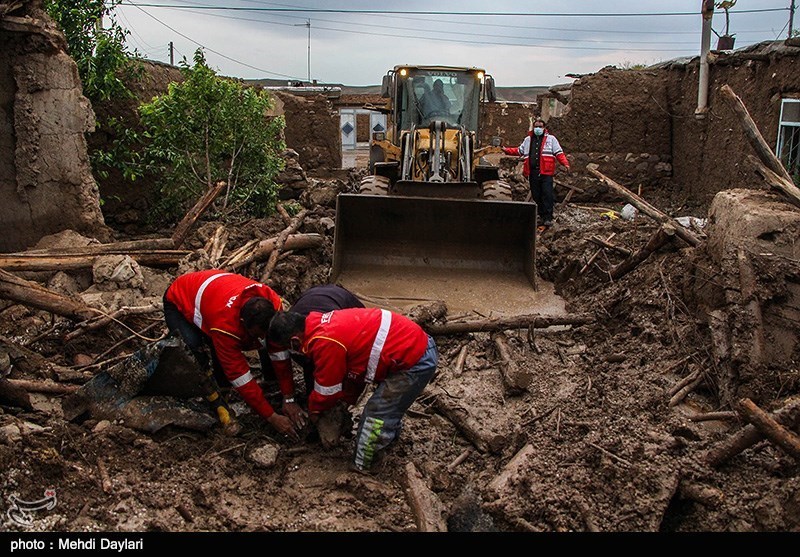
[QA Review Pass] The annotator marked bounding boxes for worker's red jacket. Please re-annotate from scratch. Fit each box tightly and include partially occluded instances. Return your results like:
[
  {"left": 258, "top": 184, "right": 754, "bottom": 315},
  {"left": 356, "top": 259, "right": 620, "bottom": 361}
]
[
  {"left": 300, "top": 308, "right": 429, "bottom": 413},
  {"left": 502, "top": 130, "right": 569, "bottom": 177},
  {"left": 165, "top": 270, "right": 291, "bottom": 419}
]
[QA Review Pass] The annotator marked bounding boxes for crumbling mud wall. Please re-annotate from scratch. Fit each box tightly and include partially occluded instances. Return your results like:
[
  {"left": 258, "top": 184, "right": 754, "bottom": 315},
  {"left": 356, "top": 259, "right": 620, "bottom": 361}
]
[
  {"left": 549, "top": 41, "right": 800, "bottom": 208},
  {"left": 685, "top": 189, "right": 800, "bottom": 405},
  {"left": 274, "top": 91, "right": 341, "bottom": 175},
  {"left": 479, "top": 101, "right": 536, "bottom": 147},
  {"left": 0, "top": 1, "right": 107, "bottom": 252}
]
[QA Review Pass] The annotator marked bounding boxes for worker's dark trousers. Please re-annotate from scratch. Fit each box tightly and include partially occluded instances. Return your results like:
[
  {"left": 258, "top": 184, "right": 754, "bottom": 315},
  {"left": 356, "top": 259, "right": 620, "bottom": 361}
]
[
  {"left": 353, "top": 335, "right": 438, "bottom": 470},
  {"left": 530, "top": 173, "right": 555, "bottom": 224}
]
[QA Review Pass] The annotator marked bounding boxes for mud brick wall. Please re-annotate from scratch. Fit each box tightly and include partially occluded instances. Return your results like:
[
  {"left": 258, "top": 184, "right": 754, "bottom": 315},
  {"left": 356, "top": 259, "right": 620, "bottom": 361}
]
[
  {"left": 274, "top": 91, "right": 341, "bottom": 174},
  {"left": 0, "top": 1, "right": 107, "bottom": 251},
  {"left": 479, "top": 101, "right": 536, "bottom": 148}
]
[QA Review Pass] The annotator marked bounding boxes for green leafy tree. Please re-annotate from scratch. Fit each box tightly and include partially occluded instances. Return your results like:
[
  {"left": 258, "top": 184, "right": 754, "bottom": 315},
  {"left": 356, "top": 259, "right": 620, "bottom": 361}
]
[
  {"left": 44, "top": 0, "right": 138, "bottom": 102},
  {"left": 138, "top": 50, "right": 285, "bottom": 220}
]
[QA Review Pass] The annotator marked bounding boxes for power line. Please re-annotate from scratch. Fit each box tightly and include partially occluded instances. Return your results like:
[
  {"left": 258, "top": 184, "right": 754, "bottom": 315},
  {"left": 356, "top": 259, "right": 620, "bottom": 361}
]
[
  {"left": 123, "top": 1, "right": 306, "bottom": 80},
  {"left": 118, "top": 4, "right": 792, "bottom": 17}
]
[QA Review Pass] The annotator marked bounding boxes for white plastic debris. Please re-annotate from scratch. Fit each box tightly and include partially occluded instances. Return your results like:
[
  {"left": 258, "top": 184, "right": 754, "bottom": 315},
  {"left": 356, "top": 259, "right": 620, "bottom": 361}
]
[{"left": 620, "top": 203, "right": 639, "bottom": 221}]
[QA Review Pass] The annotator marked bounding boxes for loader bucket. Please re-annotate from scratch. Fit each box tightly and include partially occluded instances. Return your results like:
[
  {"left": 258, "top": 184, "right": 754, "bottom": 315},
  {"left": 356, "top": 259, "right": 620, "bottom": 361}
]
[{"left": 332, "top": 194, "right": 541, "bottom": 315}]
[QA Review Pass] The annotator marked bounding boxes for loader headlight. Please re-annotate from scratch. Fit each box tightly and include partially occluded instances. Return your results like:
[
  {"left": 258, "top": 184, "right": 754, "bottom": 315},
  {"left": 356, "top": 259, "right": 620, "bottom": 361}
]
[
  {"left": 399, "top": 68, "right": 408, "bottom": 77},
  {"left": 476, "top": 72, "right": 484, "bottom": 81}
]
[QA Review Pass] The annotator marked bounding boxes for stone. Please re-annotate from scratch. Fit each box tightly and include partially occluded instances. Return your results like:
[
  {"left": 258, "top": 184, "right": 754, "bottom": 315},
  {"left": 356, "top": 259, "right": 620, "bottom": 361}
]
[
  {"left": 319, "top": 217, "right": 335, "bottom": 231},
  {"left": 92, "top": 255, "right": 145, "bottom": 291},
  {"left": 73, "top": 354, "right": 94, "bottom": 367},
  {"left": 654, "top": 162, "right": 672, "bottom": 173},
  {"left": 47, "top": 271, "right": 81, "bottom": 296},
  {"left": 0, "top": 423, "right": 22, "bottom": 444},
  {"left": 248, "top": 443, "right": 280, "bottom": 468},
  {"left": 19, "top": 421, "right": 46, "bottom": 435},
  {"left": 93, "top": 420, "right": 112, "bottom": 433}
]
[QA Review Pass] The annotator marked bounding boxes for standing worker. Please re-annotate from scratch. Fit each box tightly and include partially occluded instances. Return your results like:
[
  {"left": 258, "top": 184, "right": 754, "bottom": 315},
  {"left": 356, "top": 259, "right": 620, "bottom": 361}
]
[
  {"left": 503, "top": 116, "right": 570, "bottom": 231},
  {"left": 163, "top": 269, "right": 302, "bottom": 438},
  {"left": 269, "top": 307, "right": 438, "bottom": 471}
]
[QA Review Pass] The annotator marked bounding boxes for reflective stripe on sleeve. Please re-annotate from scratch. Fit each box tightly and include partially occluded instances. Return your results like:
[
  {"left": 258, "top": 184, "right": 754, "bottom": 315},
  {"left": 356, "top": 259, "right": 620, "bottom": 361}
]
[
  {"left": 365, "top": 309, "right": 392, "bottom": 382},
  {"left": 230, "top": 371, "right": 254, "bottom": 388},
  {"left": 314, "top": 382, "right": 343, "bottom": 396},
  {"left": 193, "top": 272, "right": 232, "bottom": 328},
  {"left": 269, "top": 350, "right": 290, "bottom": 361}
]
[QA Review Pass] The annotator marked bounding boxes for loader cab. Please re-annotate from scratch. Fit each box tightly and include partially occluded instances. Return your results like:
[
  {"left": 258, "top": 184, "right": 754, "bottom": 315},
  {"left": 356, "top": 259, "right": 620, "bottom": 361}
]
[{"left": 391, "top": 67, "right": 489, "bottom": 133}]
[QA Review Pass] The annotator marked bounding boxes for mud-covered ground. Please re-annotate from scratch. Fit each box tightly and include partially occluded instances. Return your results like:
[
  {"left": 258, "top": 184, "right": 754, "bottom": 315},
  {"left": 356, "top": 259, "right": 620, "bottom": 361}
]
[{"left": 0, "top": 172, "right": 798, "bottom": 532}]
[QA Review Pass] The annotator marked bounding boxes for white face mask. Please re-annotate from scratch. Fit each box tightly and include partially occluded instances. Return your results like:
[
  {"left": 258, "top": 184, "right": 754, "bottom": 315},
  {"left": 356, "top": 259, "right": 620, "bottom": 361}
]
[{"left": 533, "top": 127, "right": 544, "bottom": 136}]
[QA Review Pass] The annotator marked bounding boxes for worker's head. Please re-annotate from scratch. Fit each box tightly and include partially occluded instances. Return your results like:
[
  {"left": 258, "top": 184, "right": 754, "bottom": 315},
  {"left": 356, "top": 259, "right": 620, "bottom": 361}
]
[
  {"left": 533, "top": 117, "right": 546, "bottom": 136},
  {"left": 268, "top": 311, "right": 307, "bottom": 351},
  {"left": 240, "top": 297, "right": 277, "bottom": 338},
  {"left": 433, "top": 79, "right": 444, "bottom": 92}
]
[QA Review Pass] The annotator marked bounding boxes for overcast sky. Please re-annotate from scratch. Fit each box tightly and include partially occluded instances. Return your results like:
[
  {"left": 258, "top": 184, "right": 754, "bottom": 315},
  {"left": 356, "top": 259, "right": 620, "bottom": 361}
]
[{"left": 114, "top": 0, "right": 795, "bottom": 86}]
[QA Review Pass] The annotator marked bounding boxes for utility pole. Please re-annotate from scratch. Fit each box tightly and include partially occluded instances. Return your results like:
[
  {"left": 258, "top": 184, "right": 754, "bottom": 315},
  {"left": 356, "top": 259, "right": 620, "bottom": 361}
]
[
  {"left": 696, "top": 0, "right": 714, "bottom": 117},
  {"left": 169, "top": 41, "right": 174, "bottom": 66},
  {"left": 790, "top": 0, "right": 797, "bottom": 39},
  {"left": 294, "top": 19, "right": 311, "bottom": 83}
]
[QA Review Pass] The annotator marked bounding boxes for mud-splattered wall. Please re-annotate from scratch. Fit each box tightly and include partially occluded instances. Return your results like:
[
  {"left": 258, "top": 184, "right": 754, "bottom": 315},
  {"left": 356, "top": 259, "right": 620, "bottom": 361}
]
[
  {"left": 550, "top": 41, "right": 800, "bottom": 208},
  {"left": 274, "top": 91, "right": 341, "bottom": 174},
  {"left": 0, "top": 1, "right": 107, "bottom": 251},
  {"left": 479, "top": 101, "right": 537, "bottom": 147}
]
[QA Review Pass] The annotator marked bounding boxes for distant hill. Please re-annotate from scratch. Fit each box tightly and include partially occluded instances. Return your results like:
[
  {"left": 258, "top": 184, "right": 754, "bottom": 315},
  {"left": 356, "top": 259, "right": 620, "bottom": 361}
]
[{"left": 245, "top": 78, "right": 549, "bottom": 103}]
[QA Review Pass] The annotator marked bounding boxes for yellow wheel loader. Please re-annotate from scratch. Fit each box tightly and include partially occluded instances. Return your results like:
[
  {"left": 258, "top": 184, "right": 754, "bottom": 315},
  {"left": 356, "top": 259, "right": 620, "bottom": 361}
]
[{"left": 331, "top": 65, "right": 540, "bottom": 314}]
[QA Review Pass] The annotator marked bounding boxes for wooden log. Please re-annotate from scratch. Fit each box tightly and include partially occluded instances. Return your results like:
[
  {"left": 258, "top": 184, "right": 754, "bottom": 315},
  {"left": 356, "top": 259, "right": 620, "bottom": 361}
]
[
  {"left": 453, "top": 345, "right": 468, "bottom": 376},
  {"left": 432, "top": 394, "right": 506, "bottom": 454},
  {"left": 172, "top": 180, "right": 227, "bottom": 247},
  {"left": 261, "top": 209, "right": 309, "bottom": 282},
  {"left": 581, "top": 233, "right": 615, "bottom": 275},
  {"left": 203, "top": 225, "right": 229, "bottom": 265},
  {"left": 21, "top": 238, "right": 176, "bottom": 255},
  {"left": 688, "top": 411, "right": 738, "bottom": 422},
  {"left": 588, "top": 235, "right": 632, "bottom": 257},
  {"left": 0, "top": 269, "right": 97, "bottom": 321},
  {"left": 403, "top": 462, "right": 447, "bottom": 532},
  {"left": 701, "top": 397, "right": 800, "bottom": 467},
  {"left": 587, "top": 165, "right": 701, "bottom": 247},
  {"left": 276, "top": 203, "right": 293, "bottom": 226},
  {"left": 446, "top": 447, "right": 473, "bottom": 471},
  {"left": 748, "top": 154, "right": 800, "bottom": 209},
  {"left": 424, "top": 313, "right": 593, "bottom": 336},
  {"left": 492, "top": 332, "right": 533, "bottom": 394},
  {"left": 407, "top": 300, "right": 448, "bottom": 326},
  {"left": 6, "top": 379, "right": 79, "bottom": 395},
  {"left": 736, "top": 398, "right": 800, "bottom": 461},
  {"left": 0, "top": 378, "right": 32, "bottom": 410},
  {"left": 668, "top": 371, "right": 704, "bottom": 408},
  {"left": 0, "top": 335, "right": 75, "bottom": 378},
  {"left": 63, "top": 303, "right": 163, "bottom": 342},
  {"left": 609, "top": 225, "right": 676, "bottom": 281},
  {"left": 0, "top": 251, "right": 188, "bottom": 272},
  {"left": 97, "top": 457, "right": 112, "bottom": 494},
  {"left": 720, "top": 85, "right": 794, "bottom": 183},
  {"left": 678, "top": 481, "right": 724, "bottom": 508},
  {"left": 238, "top": 233, "right": 324, "bottom": 267},
  {"left": 221, "top": 239, "right": 260, "bottom": 269},
  {"left": 488, "top": 444, "right": 535, "bottom": 493}
]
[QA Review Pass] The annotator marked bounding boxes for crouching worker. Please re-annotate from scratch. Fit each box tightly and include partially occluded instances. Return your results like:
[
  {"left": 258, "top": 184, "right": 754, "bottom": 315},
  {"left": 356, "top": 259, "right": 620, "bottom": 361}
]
[
  {"left": 269, "top": 308, "right": 438, "bottom": 470},
  {"left": 163, "top": 269, "right": 300, "bottom": 439}
]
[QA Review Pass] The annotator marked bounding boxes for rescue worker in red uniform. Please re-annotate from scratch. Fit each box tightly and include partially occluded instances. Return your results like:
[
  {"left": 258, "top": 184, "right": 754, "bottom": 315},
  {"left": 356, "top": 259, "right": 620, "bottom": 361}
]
[
  {"left": 503, "top": 116, "right": 570, "bottom": 231},
  {"left": 269, "top": 307, "right": 439, "bottom": 471},
  {"left": 162, "top": 269, "right": 303, "bottom": 438}
]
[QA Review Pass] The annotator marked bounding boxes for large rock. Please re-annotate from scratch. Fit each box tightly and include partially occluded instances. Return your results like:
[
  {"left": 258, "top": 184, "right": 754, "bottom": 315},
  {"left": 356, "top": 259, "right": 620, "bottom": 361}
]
[{"left": 92, "top": 255, "right": 145, "bottom": 291}]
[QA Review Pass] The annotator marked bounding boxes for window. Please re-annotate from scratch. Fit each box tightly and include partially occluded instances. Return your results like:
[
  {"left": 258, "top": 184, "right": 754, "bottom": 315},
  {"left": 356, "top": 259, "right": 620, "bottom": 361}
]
[{"left": 777, "top": 98, "right": 800, "bottom": 181}]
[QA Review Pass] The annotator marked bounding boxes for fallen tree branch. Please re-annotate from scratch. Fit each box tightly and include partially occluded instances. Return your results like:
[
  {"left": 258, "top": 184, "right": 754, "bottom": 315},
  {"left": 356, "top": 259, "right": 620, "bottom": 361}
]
[
  {"left": 0, "top": 251, "right": 188, "bottom": 272},
  {"left": 588, "top": 235, "right": 632, "bottom": 257},
  {"left": 21, "top": 238, "right": 176, "bottom": 255},
  {"left": 581, "top": 233, "right": 615, "bottom": 275},
  {"left": 6, "top": 379, "right": 78, "bottom": 395},
  {"left": 0, "top": 335, "right": 75, "bottom": 379},
  {"left": 492, "top": 332, "right": 532, "bottom": 394},
  {"left": 587, "top": 165, "right": 701, "bottom": 247},
  {"left": 431, "top": 393, "right": 505, "bottom": 454},
  {"left": 609, "top": 225, "right": 677, "bottom": 281},
  {"left": 452, "top": 344, "right": 468, "bottom": 377},
  {"left": 172, "top": 180, "right": 227, "bottom": 248},
  {"left": 403, "top": 462, "right": 447, "bottom": 532},
  {"left": 261, "top": 209, "right": 309, "bottom": 282},
  {"left": 688, "top": 411, "right": 738, "bottom": 423},
  {"left": 424, "top": 313, "right": 593, "bottom": 336},
  {"left": 446, "top": 447, "right": 473, "bottom": 472},
  {"left": 64, "top": 304, "right": 162, "bottom": 342},
  {"left": 237, "top": 233, "right": 324, "bottom": 268},
  {"left": 0, "top": 269, "right": 97, "bottom": 321},
  {"left": 736, "top": 398, "right": 800, "bottom": 461},
  {"left": 748, "top": 154, "right": 800, "bottom": 209},
  {"left": 701, "top": 397, "right": 800, "bottom": 467}
]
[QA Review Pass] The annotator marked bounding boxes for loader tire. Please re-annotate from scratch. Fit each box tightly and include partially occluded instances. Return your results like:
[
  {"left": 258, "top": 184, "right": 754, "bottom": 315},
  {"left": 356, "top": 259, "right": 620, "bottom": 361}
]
[
  {"left": 482, "top": 180, "right": 512, "bottom": 201},
  {"left": 359, "top": 175, "right": 390, "bottom": 196}
]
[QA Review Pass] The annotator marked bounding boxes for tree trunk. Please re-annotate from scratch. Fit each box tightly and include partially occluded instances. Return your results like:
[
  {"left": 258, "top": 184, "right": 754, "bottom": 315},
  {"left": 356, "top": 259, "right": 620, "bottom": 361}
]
[
  {"left": 0, "top": 251, "right": 188, "bottom": 272},
  {"left": 403, "top": 462, "right": 448, "bottom": 532},
  {"left": 431, "top": 394, "right": 506, "bottom": 454},
  {"left": 736, "top": 398, "right": 800, "bottom": 461},
  {"left": 748, "top": 154, "right": 800, "bottom": 209},
  {"left": 609, "top": 225, "right": 676, "bottom": 281},
  {"left": 172, "top": 180, "right": 228, "bottom": 247},
  {"left": 424, "top": 314, "right": 593, "bottom": 336},
  {"left": 0, "top": 269, "right": 97, "bottom": 320}
]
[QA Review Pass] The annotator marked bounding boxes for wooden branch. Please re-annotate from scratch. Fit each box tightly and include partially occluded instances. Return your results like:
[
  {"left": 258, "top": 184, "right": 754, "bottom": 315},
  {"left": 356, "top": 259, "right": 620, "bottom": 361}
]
[
  {"left": 0, "top": 251, "right": 188, "bottom": 272},
  {"left": 587, "top": 165, "right": 701, "bottom": 247},
  {"left": 431, "top": 394, "right": 506, "bottom": 454},
  {"left": 701, "top": 397, "right": 800, "bottom": 467},
  {"left": 424, "top": 313, "right": 593, "bottom": 336},
  {"left": 0, "top": 378, "right": 32, "bottom": 410},
  {"left": 407, "top": 301, "right": 448, "bottom": 326},
  {"left": 276, "top": 203, "right": 293, "bottom": 226},
  {"left": 748, "top": 154, "right": 800, "bottom": 209},
  {"left": 688, "top": 411, "right": 737, "bottom": 422},
  {"left": 403, "top": 462, "right": 447, "bottom": 532},
  {"left": 678, "top": 481, "right": 724, "bottom": 508},
  {"left": 453, "top": 345, "right": 468, "bottom": 376},
  {"left": 6, "top": 379, "right": 79, "bottom": 395},
  {"left": 221, "top": 239, "right": 260, "bottom": 269},
  {"left": 261, "top": 209, "right": 309, "bottom": 281},
  {"left": 581, "top": 232, "right": 615, "bottom": 275},
  {"left": 720, "top": 84, "right": 794, "bottom": 183},
  {"left": 203, "top": 225, "right": 229, "bottom": 265},
  {"left": 609, "top": 226, "right": 676, "bottom": 281},
  {"left": 588, "top": 235, "right": 632, "bottom": 257},
  {"left": 492, "top": 332, "right": 532, "bottom": 394},
  {"left": 668, "top": 370, "right": 704, "bottom": 407},
  {"left": 63, "top": 304, "right": 162, "bottom": 342},
  {"left": 237, "top": 233, "right": 324, "bottom": 267},
  {"left": 96, "top": 458, "right": 112, "bottom": 494},
  {"left": 488, "top": 444, "right": 535, "bottom": 493},
  {"left": 172, "top": 180, "right": 227, "bottom": 247},
  {"left": 21, "top": 238, "right": 176, "bottom": 255},
  {"left": 0, "top": 268, "right": 97, "bottom": 321},
  {"left": 587, "top": 441, "right": 632, "bottom": 467},
  {"left": 736, "top": 398, "right": 800, "bottom": 461},
  {"left": 0, "top": 335, "right": 75, "bottom": 378},
  {"left": 446, "top": 447, "right": 473, "bottom": 471}
]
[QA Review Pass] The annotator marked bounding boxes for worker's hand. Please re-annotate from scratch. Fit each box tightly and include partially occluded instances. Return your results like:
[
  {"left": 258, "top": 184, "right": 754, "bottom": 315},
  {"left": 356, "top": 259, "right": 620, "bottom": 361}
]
[
  {"left": 267, "top": 412, "right": 299, "bottom": 441},
  {"left": 283, "top": 401, "right": 308, "bottom": 429},
  {"left": 528, "top": 116, "right": 534, "bottom": 130}
]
